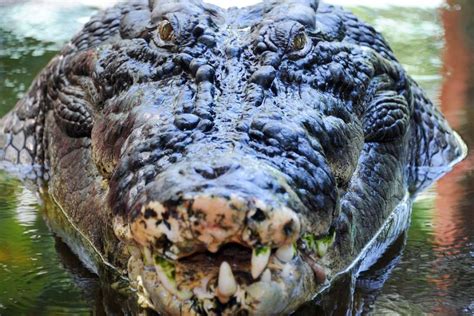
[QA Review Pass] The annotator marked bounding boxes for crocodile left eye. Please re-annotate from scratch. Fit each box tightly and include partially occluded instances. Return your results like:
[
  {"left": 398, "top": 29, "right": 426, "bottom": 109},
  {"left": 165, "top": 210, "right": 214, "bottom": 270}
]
[
  {"left": 292, "top": 33, "right": 307, "bottom": 51},
  {"left": 158, "top": 20, "right": 174, "bottom": 41}
]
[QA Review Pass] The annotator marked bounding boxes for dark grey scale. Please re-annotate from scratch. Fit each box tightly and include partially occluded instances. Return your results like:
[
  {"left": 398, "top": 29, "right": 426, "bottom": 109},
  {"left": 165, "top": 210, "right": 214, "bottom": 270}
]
[
  {"left": 44, "top": 54, "right": 96, "bottom": 138},
  {"left": 250, "top": 65, "right": 277, "bottom": 89},
  {"left": 244, "top": 83, "right": 265, "bottom": 108},
  {"left": 244, "top": 106, "right": 338, "bottom": 215},
  {"left": 408, "top": 80, "right": 464, "bottom": 192},
  {"left": 173, "top": 53, "right": 194, "bottom": 73},
  {"left": 188, "top": 58, "right": 207, "bottom": 76},
  {"left": 244, "top": 55, "right": 279, "bottom": 108},
  {"left": 108, "top": 113, "right": 198, "bottom": 216},
  {"left": 298, "top": 108, "right": 363, "bottom": 187},
  {"left": 335, "top": 6, "right": 397, "bottom": 62},
  {"left": 120, "top": 9, "right": 152, "bottom": 39},
  {"left": 53, "top": 90, "right": 93, "bottom": 138},
  {"left": 225, "top": 44, "right": 243, "bottom": 59},
  {"left": 363, "top": 91, "right": 410, "bottom": 142},
  {"left": 174, "top": 113, "right": 201, "bottom": 131},
  {"left": 95, "top": 42, "right": 168, "bottom": 97},
  {"left": 306, "top": 47, "right": 357, "bottom": 101},
  {"left": 33, "top": 107, "right": 46, "bottom": 167},
  {"left": 192, "top": 75, "right": 216, "bottom": 131},
  {"left": 198, "top": 34, "right": 217, "bottom": 48},
  {"left": 68, "top": 3, "right": 136, "bottom": 53},
  {"left": 315, "top": 6, "right": 345, "bottom": 41},
  {"left": 123, "top": 41, "right": 165, "bottom": 66}
]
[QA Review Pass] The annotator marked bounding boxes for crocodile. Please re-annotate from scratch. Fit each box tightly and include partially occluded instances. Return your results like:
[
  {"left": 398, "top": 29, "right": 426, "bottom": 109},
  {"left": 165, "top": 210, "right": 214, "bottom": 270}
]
[{"left": 0, "top": 0, "right": 467, "bottom": 314}]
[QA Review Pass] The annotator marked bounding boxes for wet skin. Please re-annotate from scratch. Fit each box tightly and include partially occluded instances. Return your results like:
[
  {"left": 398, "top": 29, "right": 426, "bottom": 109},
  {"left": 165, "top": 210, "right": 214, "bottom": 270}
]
[{"left": 0, "top": 0, "right": 466, "bottom": 315}]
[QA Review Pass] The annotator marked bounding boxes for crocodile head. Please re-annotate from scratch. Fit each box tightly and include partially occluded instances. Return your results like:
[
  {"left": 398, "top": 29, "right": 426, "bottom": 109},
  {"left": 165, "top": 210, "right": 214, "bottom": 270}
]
[{"left": 46, "top": 0, "right": 465, "bottom": 314}]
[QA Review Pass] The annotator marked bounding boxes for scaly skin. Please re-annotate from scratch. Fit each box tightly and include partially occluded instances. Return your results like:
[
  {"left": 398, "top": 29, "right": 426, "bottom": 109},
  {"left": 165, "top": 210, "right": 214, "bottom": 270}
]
[{"left": 0, "top": 0, "right": 466, "bottom": 315}]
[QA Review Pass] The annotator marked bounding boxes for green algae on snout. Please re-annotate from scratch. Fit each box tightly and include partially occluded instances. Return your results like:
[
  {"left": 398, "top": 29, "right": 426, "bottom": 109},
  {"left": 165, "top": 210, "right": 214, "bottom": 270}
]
[
  {"left": 255, "top": 245, "right": 270, "bottom": 256},
  {"left": 303, "top": 230, "right": 336, "bottom": 258},
  {"left": 154, "top": 255, "right": 176, "bottom": 280}
]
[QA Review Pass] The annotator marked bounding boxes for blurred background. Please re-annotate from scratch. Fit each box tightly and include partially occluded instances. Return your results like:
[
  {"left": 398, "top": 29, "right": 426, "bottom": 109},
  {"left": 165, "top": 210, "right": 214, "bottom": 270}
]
[{"left": 0, "top": 0, "right": 473, "bottom": 314}]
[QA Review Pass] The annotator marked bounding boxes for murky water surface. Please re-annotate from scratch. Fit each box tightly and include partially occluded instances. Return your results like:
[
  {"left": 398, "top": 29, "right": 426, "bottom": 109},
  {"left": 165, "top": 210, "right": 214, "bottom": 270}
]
[{"left": 0, "top": 1, "right": 473, "bottom": 315}]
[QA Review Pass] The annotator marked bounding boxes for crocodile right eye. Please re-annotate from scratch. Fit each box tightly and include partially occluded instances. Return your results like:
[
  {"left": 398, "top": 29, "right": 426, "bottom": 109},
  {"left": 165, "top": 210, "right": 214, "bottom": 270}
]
[
  {"left": 158, "top": 20, "right": 174, "bottom": 41},
  {"left": 292, "top": 33, "right": 307, "bottom": 51}
]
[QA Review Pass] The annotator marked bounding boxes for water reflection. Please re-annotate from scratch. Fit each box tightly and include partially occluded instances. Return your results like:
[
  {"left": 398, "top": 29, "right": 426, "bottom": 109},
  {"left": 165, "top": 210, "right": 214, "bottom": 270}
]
[
  {"left": 373, "top": 1, "right": 474, "bottom": 314},
  {"left": 297, "top": 233, "right": 409, "bottom": 315},
  {"left": 0, "top": 1, "right": 473, "bottom": 315},
  {"left": 0, "top": 172, "right": 92, "bottom": 314}
]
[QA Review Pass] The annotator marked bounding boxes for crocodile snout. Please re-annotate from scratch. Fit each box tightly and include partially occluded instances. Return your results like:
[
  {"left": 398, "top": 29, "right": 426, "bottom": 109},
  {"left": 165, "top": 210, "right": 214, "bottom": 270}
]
[
  {"left": 129, "top": 157, "right": 302, "bottom": 259},
  {"left": 110, "top": 157, "right": 320, "bottom": 314}
]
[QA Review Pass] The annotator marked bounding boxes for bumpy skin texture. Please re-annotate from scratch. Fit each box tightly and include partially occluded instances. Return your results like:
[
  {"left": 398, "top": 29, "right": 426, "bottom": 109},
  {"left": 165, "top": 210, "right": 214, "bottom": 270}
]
[{"left": 0, "top": 0, "right": 466, "bottom": 315}]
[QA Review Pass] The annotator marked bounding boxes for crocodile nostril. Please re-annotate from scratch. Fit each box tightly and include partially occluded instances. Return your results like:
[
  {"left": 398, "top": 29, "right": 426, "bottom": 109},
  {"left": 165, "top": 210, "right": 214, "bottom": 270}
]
[
  {"left": 144, "top": 208, "right": 158, "bottom": 219},
  {"left": 154, "top": 234, "right": 172, "bottom": 250},
  {"left": 283, "top": 220, "right": 296, "bottom": 237},
  {"left": 250, "top": 208, "right": 266, "bottom": 222}
]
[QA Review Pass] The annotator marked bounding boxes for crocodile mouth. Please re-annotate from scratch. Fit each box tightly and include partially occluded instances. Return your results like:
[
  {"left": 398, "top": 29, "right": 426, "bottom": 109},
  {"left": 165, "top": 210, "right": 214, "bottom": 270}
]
[
  {"left": 113, "top": 195, "right": 333, "bottom": 314},
  {"left": 125, "top": 239, "right": 323, "bottom": 315}
]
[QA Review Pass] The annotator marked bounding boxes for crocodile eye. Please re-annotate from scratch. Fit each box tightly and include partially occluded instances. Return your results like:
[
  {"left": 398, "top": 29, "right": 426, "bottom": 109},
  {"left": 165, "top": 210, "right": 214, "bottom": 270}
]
[
  {"left": 292, "top": 33, "right": 307, "bottom": 51},
  {"left": 158, "top": 20, "right": 174, "bottom": 41}
]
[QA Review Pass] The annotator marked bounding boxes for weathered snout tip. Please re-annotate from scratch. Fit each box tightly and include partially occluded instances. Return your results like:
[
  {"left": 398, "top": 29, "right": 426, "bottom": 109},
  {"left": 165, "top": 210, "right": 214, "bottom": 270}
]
[
  {"left": 110, "top": 157, "right": 323, "bottom": 315},
  {"left": 129, "top": 193, "right": 301, "bottom": 259},
  {"left": 111, "top": 189, "right": 319, "bottom": 315},
  {"left": 123, "top": 156, "right": 305, "bottom": 258}
]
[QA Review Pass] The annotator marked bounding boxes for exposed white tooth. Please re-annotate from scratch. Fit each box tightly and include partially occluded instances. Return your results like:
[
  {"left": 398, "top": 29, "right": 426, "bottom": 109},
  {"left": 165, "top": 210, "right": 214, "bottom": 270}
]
[
  {"left": 315, "top": 231, "right": 336, "bottom": 258},
  {"left": 251, "top": 246, "right": 271, "bottom": 279},
  {"left": 261, "top": 269, "right": 271, "bottom": 282},
  {"left": 154, "top": 256, "right": 192, "bottom": 300},
  {"left": 276, "top": 243, "right": 295, "bottom": 263},
  {"left": 217, "top": 261, "right": 238, "bottom": 297},
  {"left": 143, "top": 247, "right": 153, "bottom": 265},
  {"left": 317, "top": 242, "right": 330, "bottom": 257}
]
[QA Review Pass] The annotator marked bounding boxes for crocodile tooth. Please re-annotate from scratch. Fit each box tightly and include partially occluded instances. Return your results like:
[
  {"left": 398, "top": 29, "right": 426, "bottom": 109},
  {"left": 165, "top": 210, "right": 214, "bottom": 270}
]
[
  {"left": 217, "top": 261, "right": 237, "bottom": 302},
  {"left": 251, "top": 246, "right": 271, "bottom": 279},
  {"left": 276, "top": 243, "right": 295, "bottom": 263},
  {"left": 154, "top": 256, "right": 177, "bottom": 293},
  {"left": 261, "top": 269, "right": 272, "bottom": 282},
  {"left": 155, "top": 263, "right": 177, "bottom": 294},
  {"left": 143, "top": 247, "right": 153, "bottom": 265}
]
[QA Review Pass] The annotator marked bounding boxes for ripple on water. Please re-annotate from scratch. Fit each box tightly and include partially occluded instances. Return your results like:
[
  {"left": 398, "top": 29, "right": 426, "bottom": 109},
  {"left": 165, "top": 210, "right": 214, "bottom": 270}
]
[{"left": 0, "top": 172, "right": 95, "bottom": 314}]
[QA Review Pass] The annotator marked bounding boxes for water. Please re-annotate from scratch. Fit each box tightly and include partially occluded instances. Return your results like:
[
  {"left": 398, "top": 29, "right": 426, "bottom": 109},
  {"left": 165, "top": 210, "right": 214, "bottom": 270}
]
[{"left": 0, "top": 1, "right": 473, "bottom": 315}]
